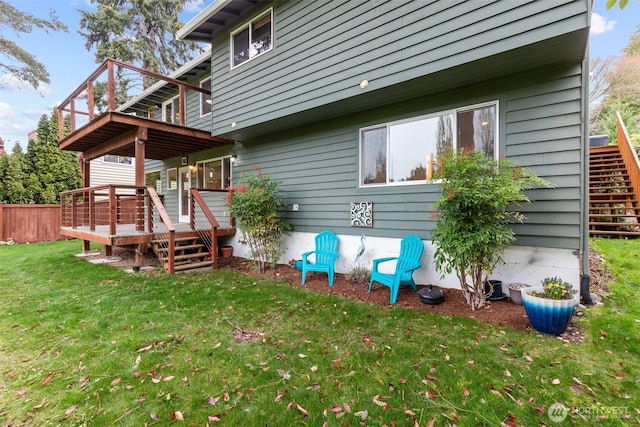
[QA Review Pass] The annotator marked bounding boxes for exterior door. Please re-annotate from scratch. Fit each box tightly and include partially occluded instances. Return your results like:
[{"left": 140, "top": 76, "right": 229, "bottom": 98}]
[{"left": 178, "top": 166, "right": 190, "bottom": 223}]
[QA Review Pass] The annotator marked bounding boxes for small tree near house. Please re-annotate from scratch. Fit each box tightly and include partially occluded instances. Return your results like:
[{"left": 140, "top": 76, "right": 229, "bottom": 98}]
[
  {"left": 226, "top": 170, "right": 292, "bottom": 273},
  {"left": 431, "top": 150, "right": 554, "bottom": 311}
]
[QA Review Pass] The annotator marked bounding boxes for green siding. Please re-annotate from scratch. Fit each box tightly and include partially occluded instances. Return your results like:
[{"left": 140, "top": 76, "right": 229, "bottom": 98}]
[
  {"left": 209, "top": 0, "right": 588, "bottom": 137},
  {"left": 231, "top": 63, "right": 585, "bottom": 249}
]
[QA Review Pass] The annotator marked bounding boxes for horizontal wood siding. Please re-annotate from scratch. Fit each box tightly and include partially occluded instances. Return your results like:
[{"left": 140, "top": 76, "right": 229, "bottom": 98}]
[
  {"left": 210, "top": 0, "right": 588, "bottom": 135},
  {"left": 90, "top": 159, "right": 135, "bottom": 187},
  {"left": 232, "top": 63, "right": 584, "bottom": 250}
]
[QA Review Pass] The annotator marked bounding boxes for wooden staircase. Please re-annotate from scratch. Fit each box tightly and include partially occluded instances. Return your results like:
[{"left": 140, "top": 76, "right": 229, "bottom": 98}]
[
  {"left": 589, "top": 145, "right": 640, "bottom": 237},
  {"left": 151, "top": 230, "right": 216, "bottom": 273}
]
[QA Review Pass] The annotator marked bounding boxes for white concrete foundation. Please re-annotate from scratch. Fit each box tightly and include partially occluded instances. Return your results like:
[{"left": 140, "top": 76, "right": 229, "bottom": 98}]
[{"left": 228, "top": 231, "right": 581, "bottom": 290}]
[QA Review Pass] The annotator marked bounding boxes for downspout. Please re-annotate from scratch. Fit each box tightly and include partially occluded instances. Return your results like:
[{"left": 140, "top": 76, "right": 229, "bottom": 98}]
[{"left": 580, "top": 5, "right": 594, "bottom": 305}]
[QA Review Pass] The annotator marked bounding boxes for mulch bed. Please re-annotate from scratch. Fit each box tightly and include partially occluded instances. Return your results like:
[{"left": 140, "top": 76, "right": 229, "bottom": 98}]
[{"left": 103, "top": 246, "right": 612, "bottom": 344}]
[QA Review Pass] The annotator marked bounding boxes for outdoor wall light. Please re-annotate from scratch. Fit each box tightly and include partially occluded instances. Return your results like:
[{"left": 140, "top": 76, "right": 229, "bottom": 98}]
[
  {"left": 359, "top": 79, "right": 369, "bottom": 89},
  {"left": 231, "top": 121, "right": 237, "bottom": 128},
  {"left": 230, "top": 155, "right": 238, "bottom": 164}
]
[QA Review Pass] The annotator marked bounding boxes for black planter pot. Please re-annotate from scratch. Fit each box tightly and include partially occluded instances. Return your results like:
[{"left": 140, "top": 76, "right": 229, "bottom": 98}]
[{"left": 484, "top": 280, "right": 505, "bottom": 300}]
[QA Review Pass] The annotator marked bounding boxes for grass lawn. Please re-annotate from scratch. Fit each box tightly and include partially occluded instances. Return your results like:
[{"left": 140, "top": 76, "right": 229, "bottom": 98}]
[{"left": 0, "top": 239, "right": 638, "bottom": 426}]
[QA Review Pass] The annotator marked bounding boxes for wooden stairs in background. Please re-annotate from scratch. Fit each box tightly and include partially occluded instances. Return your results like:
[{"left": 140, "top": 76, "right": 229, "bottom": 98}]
[
  {"left": 151, "top": 231, "right": 215, "bottom": 273},
  {"left": 589, "top": 145, "right": 640, "bottom": 238}
]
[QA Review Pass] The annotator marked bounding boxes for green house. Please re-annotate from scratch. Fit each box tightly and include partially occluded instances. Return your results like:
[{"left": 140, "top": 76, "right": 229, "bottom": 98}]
[{"left": 60, "top": 0, "right": 592, "bottom": 296}]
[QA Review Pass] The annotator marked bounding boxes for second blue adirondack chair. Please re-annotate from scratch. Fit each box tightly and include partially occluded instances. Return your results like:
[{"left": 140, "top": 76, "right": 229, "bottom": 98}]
[
  {"left": 301, "top": 231, "right": 340, "bottom": 286},
  {"left": 368, "top": 234, "right": 424, "bottom": 303}
]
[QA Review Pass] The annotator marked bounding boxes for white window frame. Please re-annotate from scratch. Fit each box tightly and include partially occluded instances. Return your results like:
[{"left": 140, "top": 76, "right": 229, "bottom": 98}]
[
  {"left": 196, "top": 156, "right": 233, "bottom": 190},
  {"left": 163, "top": 96, "right": 180, "bottom": 124},
  {"left": 230, "top": 8, "right": 273, "bottom": 69},
  {"left": 200, "top": 77, "right": 212, "bottom": 117},
  {"left": 102, "top": 155, "right": 133, "bottom": 165},
  {"left": 358, "top": 101, "right": 498, "bottom": 188},
  {"left": 167, "top": 168, "right": 178, "bottom": 191}
]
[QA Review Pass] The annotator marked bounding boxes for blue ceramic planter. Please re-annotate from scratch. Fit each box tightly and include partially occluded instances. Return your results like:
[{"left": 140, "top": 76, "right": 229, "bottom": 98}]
[{"left": 521, "top": 287, "right": 578, "bottom": 336}]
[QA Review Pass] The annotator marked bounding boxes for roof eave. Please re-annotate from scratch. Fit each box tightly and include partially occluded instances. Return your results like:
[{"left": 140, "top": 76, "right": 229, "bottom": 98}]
[{"left": 177, "top": 0, "right": 234, "bottom": 42}]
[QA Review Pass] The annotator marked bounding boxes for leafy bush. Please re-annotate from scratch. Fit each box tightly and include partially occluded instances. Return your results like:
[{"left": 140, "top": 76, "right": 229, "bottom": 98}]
[
  {"left": 431, "top": 150, "right": 553, "bottom": 310},
  {"left": 227, "top": 171, "right": 292, "bottom": 272}
]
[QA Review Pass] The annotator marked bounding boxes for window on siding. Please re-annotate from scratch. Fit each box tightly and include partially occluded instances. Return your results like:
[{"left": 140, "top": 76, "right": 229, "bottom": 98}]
[
  {"left": 231, "top": 9, "right": 273, "bottom": 68},
  {"left": 359, "top": 102, "right": 497, "bottom": 187},
  {"left": 196, "top": 157, "right": 232, "bottom": 189},
  {"left": 103, "top": 155, "right": 133, "bottom": 165},
  {"left": 200, "top": 78, "right": 212, "bottom": 116},
  {"left": 167, "top": 168, "right": 178, "bottom": 190}
]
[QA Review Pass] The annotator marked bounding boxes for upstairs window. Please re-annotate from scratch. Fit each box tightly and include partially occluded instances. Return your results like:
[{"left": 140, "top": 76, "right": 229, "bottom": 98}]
[
  {"left": 231, "top": 9, "right": 273, "bottom": 68},
  {"left": 359, "top": 102, "right": 497, "bottom": 187},
  {"left": 163, "top": 97, "right": 181, "bottom": 124},
  {"left": 200, "top": 78, "right": 212, "bottom": 116}
]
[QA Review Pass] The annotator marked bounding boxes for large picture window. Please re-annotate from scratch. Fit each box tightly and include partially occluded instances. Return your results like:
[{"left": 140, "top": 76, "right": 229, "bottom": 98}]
[
  {"left": 196, "top": 157, "right": 232, "bottom": 189},
  {"left": 359, "top": 102, "right": 497, "bottom": 187},
  {"left": 231, "top": 9, "right": 273, "bottom": 68}
]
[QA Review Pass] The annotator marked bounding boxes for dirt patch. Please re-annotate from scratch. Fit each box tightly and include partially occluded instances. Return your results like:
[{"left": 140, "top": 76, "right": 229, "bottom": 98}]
[{"left": 97, "top": 246, "right": 611, "bottom": 344}]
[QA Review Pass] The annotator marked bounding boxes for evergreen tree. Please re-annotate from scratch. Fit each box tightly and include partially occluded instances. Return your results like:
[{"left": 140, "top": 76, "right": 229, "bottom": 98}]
[
  {"left": 23, "top": 109, "right": 82, "bottom": 203},
  {"left": 0, "top": 1, "right": 68, "bottom": 89},
  {"left": 0, "top": 151, "right": 9, "bottom": 201},
  {"left": 4, "top": 144, "right": 28, "bottom": 203},
  {"left": 79, "top": 0, "right": 200, "bottom": 89}
]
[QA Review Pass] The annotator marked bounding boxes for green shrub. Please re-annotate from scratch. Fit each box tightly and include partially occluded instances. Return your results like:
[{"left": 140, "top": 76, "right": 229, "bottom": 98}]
[
  {"left": 431, "top": 150, "right": 553, "bottom": 310},
  {"left": 227, "top": 171, "right": 292, "bottom": 272}
]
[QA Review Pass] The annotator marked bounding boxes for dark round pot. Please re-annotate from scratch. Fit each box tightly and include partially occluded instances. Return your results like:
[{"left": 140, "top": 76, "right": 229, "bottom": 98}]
[{"left": 418, "top": 285, "right": 445, "bottom": 305}]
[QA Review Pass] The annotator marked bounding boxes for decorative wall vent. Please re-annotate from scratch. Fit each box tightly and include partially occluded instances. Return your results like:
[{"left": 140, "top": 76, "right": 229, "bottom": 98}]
[{"left": 350, "top": 202, "right": 373, "bottom": 227}]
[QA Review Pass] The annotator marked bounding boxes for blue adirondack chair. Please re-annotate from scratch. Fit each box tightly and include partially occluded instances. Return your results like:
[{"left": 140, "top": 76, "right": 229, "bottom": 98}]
[
  {"left": 301, "top": 231, "right": 340, "bottom": 286},
  {"left": 368, "top": 234, "right": 424, "bottom": 303}
]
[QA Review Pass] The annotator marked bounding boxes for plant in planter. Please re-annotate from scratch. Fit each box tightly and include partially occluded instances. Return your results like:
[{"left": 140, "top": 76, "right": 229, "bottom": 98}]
[
  {"left": 522, "top": 276, "right": 578, "bottom": 335},
  {"left": 227, "top": 169, "right": 293, "bottom": 273},
  {"left": 431, "top": 149, "right": 553, "bottom": 311}
]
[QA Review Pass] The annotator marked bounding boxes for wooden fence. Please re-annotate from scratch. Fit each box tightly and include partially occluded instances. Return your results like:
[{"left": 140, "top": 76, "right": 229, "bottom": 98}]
[{"left": 0, "top": 204, "right": 69, "bottom": 243}]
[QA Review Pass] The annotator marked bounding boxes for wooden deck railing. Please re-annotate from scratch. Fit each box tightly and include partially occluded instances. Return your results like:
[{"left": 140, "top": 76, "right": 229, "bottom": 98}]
[
  {"left": 60, "top": 184, "right": 233, "bottom": 274},
  {"left": 616, "top": 112, "right": 640, "bottom": 208},
  {"left": 57, "top": 58, "right": 211, "bottom": 140},
  {"left": 60, "top": 184, "right": 146, "bottom": 234}
]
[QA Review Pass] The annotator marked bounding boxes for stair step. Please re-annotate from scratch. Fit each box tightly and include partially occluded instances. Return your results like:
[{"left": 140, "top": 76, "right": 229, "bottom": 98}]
[
  {"left": 589, "top": 221, "right": 639, "bottom": 226},
  {"left": 589, "top": 213, "right": 640, "bottom": 218},
  {"left": 160, "top": 252, "right": 209, "bottom": 262},
  {"left": 590, "top": 230, "right": 640, "bottom": 236},
  {"left": 589, "top": 163, "right": 625, "bottom": 169},
  {"left": 173, "top": 260, "right": 214, "bottom": 271},
  {"left": 589, "top": 204, "right": 634, "bottom": 212},
  {"left": 155, "top": 243, "right": 206, "bottom": 252},
  {"left": 589, "top": 192, "right": 635, "bottom": 198},
  {"left": 151, "top": 237, "right": 199, "bottom": 245}
]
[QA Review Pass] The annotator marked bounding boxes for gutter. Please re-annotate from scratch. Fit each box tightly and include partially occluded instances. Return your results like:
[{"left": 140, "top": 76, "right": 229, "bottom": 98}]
[{"left": 580, "top": 4, "right": 593, "bottom": 305}]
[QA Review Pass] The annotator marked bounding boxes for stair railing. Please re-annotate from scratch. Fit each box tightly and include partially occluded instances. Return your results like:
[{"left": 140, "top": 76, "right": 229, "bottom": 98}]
[
  {"left": 616, "top": 112, "right": 640, "bottom": 215},
  {"left": 190, "top": 189, "right": 224, "bottom": 269},
  {"left": 147, "top": 186, "right": 176, "bottom": 274}
]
